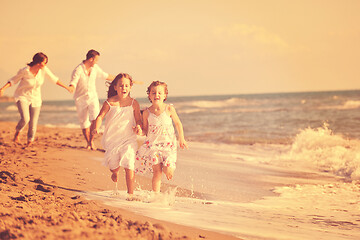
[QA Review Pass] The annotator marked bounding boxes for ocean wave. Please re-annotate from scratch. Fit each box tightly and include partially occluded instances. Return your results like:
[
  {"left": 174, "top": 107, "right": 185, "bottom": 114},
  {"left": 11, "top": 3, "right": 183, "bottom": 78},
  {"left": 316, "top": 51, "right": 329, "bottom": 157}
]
[
  {"left": 342, "top": 100, "right": 360, "bottom": 109},
  {"left": 44, "top": 123, "right": 79, "bottom": 129},
  {"left": 41, "top": 105, "right": 77, "bottom": 112},
  {"left": 5, "top": 104, "right": 77, "bottom": 112},
  {"left": 188, "top": 132, "right": 291, "bottom": 145},
  {"left": 318, "top": 100, "right": 360, "bottom": 110},
  {"left": 178, "top": 97, "right": 254, "bottom": 109},
  {"left": 284, "top": 123, "right": 360, "bottom": 181},
  {"left": 177, "top": 108, "right": 205, "bottom": 114}
]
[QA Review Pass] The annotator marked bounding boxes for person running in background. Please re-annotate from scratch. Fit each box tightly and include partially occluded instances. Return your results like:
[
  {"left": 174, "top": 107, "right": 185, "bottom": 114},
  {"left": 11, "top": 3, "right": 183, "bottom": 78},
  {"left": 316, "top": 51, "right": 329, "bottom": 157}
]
[
  {"left": 69, "top": 49, "right": 114, "bottom": 150},
  {"left": 135, "top": 81, "right": 188, "bottom": 193},
  {"left": 92, "top": 73, "right": 142, "bottom": 199},
  {"left": 0, "top": 52, "right": 71, "bottom": 146}
]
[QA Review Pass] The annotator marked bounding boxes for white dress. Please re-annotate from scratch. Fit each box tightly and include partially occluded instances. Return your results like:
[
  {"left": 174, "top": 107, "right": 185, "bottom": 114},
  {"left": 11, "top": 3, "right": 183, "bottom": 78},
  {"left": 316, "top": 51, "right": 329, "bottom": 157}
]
[
  {"left": 101, "top": 100, "right": 137, "bottom": 170},
  {"left": 135, "top": 107, "right": 177, "bottom": 174}
]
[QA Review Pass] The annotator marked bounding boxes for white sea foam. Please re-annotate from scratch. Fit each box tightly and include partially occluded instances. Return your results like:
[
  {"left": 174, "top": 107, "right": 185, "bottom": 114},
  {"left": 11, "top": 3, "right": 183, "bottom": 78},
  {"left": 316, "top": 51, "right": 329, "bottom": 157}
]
[
  {"left": 239, "top": 182, "right": 360, "bottom": 239},
  {"left": 85, "top": 188, "right": 243, "bottom": 238},
  {"left": 318, "top": 100, "right": 360, "bottom": 110},
  {"left": 85, "top": 136, "right": 360, "bottom": 239},
  {"left": 41, "top": 105, "right": 77, "bottom": 112},
  {"left": 44, "top": 123, "right": 80, "bottom": 129},
  {"left": 5, "top": 103, "right": 76, "bottom": 112},
  {"left": 342, "top": 100, "right": 360, "bottom": 109},
  {"left": 178, "top": 97, "right": 252, "bottom": 109},
  {"left": 282, "top": 124, "right": 360, "bottom": 181}
]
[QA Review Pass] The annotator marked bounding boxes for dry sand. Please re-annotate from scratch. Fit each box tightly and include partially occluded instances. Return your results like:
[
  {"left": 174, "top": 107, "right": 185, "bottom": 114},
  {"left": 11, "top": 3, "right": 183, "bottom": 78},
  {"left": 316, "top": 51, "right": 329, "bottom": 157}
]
[{"left": 0, "top": 122, "right": 239, "bottom": 240}]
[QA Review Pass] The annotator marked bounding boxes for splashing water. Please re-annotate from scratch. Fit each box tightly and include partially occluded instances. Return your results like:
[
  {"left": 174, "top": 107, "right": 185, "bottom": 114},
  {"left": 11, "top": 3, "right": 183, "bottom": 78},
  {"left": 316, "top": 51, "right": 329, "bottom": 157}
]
[{"left": 282, "top": 123, "right": 360, "bottom": 181}]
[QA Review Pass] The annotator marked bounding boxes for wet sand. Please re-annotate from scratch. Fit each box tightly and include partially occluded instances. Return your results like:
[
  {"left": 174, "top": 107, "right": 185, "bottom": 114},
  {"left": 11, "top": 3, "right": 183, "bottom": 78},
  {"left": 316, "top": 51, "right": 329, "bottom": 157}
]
[{"left": 0, "top": 121, "right": 239, "bottom": 240}]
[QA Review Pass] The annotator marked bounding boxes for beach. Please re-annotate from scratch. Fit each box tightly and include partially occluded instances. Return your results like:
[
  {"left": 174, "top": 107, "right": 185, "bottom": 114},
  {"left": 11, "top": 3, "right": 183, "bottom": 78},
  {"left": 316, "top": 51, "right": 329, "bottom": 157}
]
[
  {"left": 1, "top": 91, "right": 360, "bottom": 239},
  {"left": 0, "top": 122, "right": 238, "bottom": 240}
]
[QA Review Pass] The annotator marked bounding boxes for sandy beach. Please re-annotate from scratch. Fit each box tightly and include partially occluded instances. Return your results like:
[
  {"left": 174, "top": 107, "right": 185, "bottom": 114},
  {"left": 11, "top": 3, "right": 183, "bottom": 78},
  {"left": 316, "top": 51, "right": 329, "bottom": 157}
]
[
  {"left": 2, "top": 117, "right": 360, "bottom": 239},
  {"left": 0, "top": 122, "right": 238, "bottom": 240}
]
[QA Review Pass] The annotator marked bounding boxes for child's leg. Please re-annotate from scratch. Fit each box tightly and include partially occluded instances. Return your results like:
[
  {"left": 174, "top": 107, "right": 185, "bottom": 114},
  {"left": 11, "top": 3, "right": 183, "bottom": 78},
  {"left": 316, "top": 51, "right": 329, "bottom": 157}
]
[
  {"left": 110, "top": 167, "right": 120, "bottom": 182},
  {"left": 125, "top": 168, "right": 135, "bottom": 194},
  {"left": 163, "top": 166, "right": 174, "bottom": 180},
  {"left": 152, "top": 164, "right": 162, "bottom": 192}
]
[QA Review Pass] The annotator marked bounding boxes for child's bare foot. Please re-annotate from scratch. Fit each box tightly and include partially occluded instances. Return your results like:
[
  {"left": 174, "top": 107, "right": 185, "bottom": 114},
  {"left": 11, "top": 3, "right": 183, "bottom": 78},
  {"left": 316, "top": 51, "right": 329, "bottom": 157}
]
[
  {"left": 90, "top": 141, "right": 97, "bottom": 151},
  {"left": 165, "top": 172, "right": 173, "bottom": 180},
  {"left": 111, "top": 172, "right": 118, "bottom": 182}
]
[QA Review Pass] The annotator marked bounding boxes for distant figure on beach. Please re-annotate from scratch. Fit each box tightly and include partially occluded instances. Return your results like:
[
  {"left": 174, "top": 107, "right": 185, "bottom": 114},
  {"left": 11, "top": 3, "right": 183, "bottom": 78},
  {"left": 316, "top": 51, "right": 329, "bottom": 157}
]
[
  {"left": 92, "top": 73, "right": 142, "bottom": 198},
  {"left": 135, "top": 81, "right": 188, "bottom": 193},
  {"left": 68, "top": 49, "right": 114, "bottom": 150},
  {"left": 0, "top": 52, "right": 71, "bottom": 146}
]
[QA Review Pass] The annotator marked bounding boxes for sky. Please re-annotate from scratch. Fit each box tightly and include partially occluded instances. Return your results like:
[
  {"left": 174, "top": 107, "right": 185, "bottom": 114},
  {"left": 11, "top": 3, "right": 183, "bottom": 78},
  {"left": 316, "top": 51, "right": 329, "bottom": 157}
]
[{"left": 0, "top": 0, "right": 360, "bottom": 100}]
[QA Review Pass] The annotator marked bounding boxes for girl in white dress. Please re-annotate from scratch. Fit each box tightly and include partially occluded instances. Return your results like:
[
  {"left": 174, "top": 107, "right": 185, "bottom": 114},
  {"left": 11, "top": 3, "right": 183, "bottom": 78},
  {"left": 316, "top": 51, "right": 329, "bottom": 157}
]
[
  {"left": 92, "top": 73, "right": 142, "bottom": 196},
  {"left": 135, "top": 81, "right": 188, "bottom": 193}
]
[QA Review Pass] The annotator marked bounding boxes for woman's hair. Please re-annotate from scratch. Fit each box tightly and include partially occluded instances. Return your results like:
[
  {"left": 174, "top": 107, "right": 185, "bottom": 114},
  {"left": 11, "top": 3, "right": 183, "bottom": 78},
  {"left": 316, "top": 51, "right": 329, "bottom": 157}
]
[
  {"left": 27, "top": 52, "right": 48, "bottom": 67},
  {"left": 86, "top": 49, "right": 100, "bottom": 60},
  {"left": 107, "top": 73, "right": 133, "bottom": 98},
  {"left": 146, "top": 81, "right": 168, "bottom": 102}
]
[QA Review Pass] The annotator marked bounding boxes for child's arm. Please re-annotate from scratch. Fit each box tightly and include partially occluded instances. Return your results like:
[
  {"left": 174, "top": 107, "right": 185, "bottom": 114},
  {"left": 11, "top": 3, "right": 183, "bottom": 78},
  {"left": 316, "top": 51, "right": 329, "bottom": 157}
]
[
  {"left": 92, "top": 101, "right": 110, "bottom": 135},
  {"left": 142, "top": 109, "right": 149, "bottom": 136},
  {"left": 132, "top": 100, "right": 143, "bottom": 135},
  {"left": 168, "top": 105, "right": 188, "bottom": 149}
]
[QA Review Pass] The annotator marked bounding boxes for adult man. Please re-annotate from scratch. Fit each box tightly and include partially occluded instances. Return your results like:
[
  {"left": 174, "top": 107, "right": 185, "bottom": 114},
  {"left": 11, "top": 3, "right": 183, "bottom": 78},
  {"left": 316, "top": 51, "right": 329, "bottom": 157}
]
[{"left": 69, "top": 49, "right": 114, "bottom": 150}]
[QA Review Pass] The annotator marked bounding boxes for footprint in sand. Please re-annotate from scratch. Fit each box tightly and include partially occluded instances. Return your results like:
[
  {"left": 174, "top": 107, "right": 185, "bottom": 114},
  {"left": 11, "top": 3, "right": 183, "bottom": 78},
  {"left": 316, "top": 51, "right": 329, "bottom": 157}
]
[{"left": 35, "top": 184, "right": 51, "bottom": 192}]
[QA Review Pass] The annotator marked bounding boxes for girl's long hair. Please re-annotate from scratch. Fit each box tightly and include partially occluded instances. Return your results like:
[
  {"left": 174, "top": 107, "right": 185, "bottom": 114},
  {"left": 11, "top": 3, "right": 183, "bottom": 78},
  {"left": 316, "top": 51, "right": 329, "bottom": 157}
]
[
  {"left": 27, "top": 52, "right": 48, "bottom": 67},
  {"left": 107, "top": 73, "right": 133, "bottom": 98}
]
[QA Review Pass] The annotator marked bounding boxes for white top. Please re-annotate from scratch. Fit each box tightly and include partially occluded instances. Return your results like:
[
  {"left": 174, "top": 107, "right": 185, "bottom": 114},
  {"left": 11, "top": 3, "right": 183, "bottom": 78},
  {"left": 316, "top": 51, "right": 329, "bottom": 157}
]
[
  {"left": 9, "top": 66, "right": 59, "bottom": 107},
  {"left": 69, "top": 63, "right": 109, "bottom": 102}
]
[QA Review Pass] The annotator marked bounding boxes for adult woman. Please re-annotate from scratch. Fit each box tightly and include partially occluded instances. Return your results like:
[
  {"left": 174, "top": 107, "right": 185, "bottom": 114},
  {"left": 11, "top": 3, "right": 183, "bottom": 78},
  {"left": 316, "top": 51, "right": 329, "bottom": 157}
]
[{"left": 0, "top": 52, "right": 71, "bottom": 146}]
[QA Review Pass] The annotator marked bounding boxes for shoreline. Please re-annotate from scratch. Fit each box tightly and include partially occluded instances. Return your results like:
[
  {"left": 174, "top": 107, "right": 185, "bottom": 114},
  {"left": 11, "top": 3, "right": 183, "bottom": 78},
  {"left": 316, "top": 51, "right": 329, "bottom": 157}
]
[{"left": 0, "top": 121, "right": 239, "bottom": 240}]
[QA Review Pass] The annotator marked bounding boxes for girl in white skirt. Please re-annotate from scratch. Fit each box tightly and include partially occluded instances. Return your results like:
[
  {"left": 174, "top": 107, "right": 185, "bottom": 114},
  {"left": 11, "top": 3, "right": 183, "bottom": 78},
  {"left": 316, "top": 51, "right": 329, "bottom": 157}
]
[
  {"left": 135, "top": 81, "right": 188, "bottom": 192},
  {"left": 92, "top": 73, "right": 142, "bottom": 197}
]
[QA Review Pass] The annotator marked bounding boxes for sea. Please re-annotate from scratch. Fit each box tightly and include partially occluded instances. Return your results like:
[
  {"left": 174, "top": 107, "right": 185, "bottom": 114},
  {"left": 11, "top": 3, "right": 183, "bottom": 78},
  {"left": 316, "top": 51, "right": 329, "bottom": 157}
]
[{"left": 1, "top": 90, "right": 360, "bottom": 239}]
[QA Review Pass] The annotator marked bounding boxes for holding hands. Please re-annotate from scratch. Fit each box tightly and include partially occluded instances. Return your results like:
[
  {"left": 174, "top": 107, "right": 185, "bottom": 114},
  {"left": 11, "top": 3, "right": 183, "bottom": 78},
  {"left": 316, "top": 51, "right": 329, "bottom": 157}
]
[
  {"left": 133, "top": 125, "right": 143, "bottom": 135},
  {"left": 68, "top": 85, "right": 75, "bottom": 94}
]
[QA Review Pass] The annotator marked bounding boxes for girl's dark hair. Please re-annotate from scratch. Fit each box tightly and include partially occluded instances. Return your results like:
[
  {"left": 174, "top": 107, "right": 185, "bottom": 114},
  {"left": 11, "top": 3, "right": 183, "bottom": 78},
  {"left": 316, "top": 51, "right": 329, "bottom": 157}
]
[
  {"left": 107, "top": 73, "right": 133, "bottom": 98},
  {"left": 147, "top": 81, "right": 168, "bottom": 102},
  {"left": 27, "top": 52, "right": 48, "bottom": 67},
  {"left": 86, "top": 49, "right": 100, "bottom": 60}
]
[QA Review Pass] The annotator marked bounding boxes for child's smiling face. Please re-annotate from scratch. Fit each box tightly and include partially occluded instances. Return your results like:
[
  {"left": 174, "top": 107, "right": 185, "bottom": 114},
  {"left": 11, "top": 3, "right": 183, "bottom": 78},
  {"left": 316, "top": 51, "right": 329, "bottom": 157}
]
[
  {"left": 149, "top": 85, "right": 166, "bottom": 103},
  {"left": 115, "top": 77, "right": 132, "bottom": 97}
]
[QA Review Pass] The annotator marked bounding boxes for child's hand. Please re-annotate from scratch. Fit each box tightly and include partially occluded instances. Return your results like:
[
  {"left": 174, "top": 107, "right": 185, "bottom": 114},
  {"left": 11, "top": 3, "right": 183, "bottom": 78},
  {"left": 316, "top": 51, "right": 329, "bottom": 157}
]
[
  {"left": 92, "top": 128, "right": 98, "bottom": 135},
  {"left": 133, "top": 125, "right": 143, "bottom": 135},
  {"left": 179, "top": 138, "right": 188, "bottom": 149}
]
